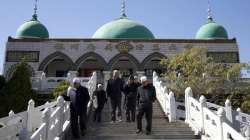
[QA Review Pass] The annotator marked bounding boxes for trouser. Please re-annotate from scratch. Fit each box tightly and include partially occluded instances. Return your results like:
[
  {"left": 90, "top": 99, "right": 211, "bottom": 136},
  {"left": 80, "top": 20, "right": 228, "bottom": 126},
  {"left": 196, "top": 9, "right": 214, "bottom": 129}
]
[
  {"left": 70, "top": 105, "right": 87, "bottom": 138},
  {"left": 126, "top": 99, "right": 136, "bottom": 122},
  {"left": 137, "top": 103, "right": 153, "bottom": 132},
  {"left": 93, "top": 105, "right": 104, "bottom": 122},
  {"left": 110, "top": 97, "right": 122, "bottom": 121}
]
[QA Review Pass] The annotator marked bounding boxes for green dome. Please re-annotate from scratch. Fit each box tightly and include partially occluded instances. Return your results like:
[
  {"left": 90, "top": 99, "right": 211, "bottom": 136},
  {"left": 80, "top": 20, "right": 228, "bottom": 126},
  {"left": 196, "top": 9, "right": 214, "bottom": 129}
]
[
  {"left": 16, "top": 15, "right": 49, "bottom": 39},
  {"left": 196, "top": 20, "right": 228, "bottom": 39},
  {"left": 92, "top": 18, "right": 155, "bottom": 39}
]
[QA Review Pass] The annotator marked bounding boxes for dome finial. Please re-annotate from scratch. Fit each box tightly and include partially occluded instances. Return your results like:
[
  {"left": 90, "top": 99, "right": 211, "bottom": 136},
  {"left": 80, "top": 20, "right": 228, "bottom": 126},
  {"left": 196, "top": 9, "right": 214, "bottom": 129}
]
[
  {"left": 207, "top": 0, "right": 214, "bottom": 22},
  {"left": 120, "top": 0, "right": 127, "bottom": 18},
  {"left": 32, "top": 0, "right": 38, "bottom": 21}
]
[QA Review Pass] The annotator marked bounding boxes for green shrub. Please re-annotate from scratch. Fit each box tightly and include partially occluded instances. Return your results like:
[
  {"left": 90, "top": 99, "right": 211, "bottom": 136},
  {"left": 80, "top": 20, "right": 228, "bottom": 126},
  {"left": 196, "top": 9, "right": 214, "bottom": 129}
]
[{"left": 52, "top": 81, "right": 70, "bottom": 99}]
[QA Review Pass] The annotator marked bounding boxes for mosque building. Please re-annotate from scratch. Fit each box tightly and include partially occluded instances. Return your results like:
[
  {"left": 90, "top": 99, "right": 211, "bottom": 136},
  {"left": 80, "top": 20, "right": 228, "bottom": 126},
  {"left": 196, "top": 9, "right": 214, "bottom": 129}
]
[{"left": 3, "top": 0, "right": 239, "bottom": 83}]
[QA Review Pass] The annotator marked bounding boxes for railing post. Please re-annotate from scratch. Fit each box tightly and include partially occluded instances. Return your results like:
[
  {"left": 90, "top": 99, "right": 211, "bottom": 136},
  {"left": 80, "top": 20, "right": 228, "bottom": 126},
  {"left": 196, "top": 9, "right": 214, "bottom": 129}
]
[
  {"left": 169, "top": 91, "right": 176, "bottom": 122},
  {"left": 27, "top": 99, "right": 35, "bottom": 132},
  {"left": 217, "top": 107, "right": 225, "bottom": 140},
  {"left": 185, "top": 87, "right": 193, "bottom": 124},
  {"left": 225, "top": 99, "right": 233, "bottom": 126},
  {"left": 245, "top": 125, "right": 250, "bottom": 140},
  {"left": 199, "top": 95, "right": 206, "bottom": 135},
  {"left": 41, "top": 72, "right": 46, "bottom": 91},
  {"left": 42, "top": 108, "right": 51, "bottom": 140},
  {"left": 234, "top": 108, "right": 242, "bottom": 132},
  {"left": 57, "top": 96, "right": 64, "bottom": 135},
  {"left": 103, "top": 71, "right": 111, "bottom": 90}
]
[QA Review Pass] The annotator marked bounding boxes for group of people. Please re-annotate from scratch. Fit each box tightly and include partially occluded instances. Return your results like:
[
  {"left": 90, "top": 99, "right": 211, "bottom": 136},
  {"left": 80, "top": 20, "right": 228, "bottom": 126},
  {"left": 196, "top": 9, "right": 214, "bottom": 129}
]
[{"left": 62, "top": 70, "right": 156, "bottom": 139}]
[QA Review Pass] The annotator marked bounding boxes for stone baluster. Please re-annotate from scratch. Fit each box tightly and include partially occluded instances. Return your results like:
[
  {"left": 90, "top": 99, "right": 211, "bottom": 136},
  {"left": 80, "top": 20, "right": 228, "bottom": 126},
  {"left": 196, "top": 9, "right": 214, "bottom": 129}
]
[
  {"left": 217, "top": 107, "right": 226, "bottom": 140},
  {"left": 185, "top": 87, "right": 193, "bottom": 124},
  {"left": 245, "top": 125, "right": 250, "bottom": 140},
  {"left": 169, "top": 91, "right": 176, "bottom": 122},
  {"left": 27, "top": 99, "right": 35, "bottom": 132},
  {"left": 234, "top": 108, "right": 242, "bottom": 132},
  {"left": 103, "top": 71, "right": 111, "bottom": 89},
  {"left": 225, "top": 99, "right": 233, "bottom": 126},
  {"left": 42, "top": 108, "right": 51, "bottom": 140},
  {"left": 41, "top": 72, "right": 46, "bottom": 91},
  {"left": 57, "top": 96, "right": 64, "bottom": 135},
  {"left": 199, "top": 95, "right": 206, "bottom": 135}
]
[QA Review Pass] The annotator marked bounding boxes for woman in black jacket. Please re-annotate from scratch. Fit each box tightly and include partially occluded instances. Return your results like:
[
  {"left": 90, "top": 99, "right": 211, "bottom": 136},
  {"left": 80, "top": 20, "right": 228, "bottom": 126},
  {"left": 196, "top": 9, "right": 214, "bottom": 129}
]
[{"left": 93, "top": 84, "right": 107, "bottom": 123}]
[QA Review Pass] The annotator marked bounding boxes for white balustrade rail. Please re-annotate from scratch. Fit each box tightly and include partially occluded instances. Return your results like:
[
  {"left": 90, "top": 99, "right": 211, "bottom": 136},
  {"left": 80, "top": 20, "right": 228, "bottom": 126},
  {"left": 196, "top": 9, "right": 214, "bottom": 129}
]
[
  {"left": 153, "top": 71, "right": 250, "bottom": 140},
  {"left": 0, "top": 72, "right": 97, "bottom": 140},
  {"left": 153, "top": 72, "right": 177, "bottom": 122},
  {"left": 185, "top": 87, "right": 250, "bottom": 140}
]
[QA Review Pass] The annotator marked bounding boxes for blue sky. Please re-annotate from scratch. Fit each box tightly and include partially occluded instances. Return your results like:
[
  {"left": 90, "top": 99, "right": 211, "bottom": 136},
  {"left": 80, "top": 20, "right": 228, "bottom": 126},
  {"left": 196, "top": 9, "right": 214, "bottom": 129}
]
[{"left": 0, "top": 0, "right": 250, "bottom": 73}]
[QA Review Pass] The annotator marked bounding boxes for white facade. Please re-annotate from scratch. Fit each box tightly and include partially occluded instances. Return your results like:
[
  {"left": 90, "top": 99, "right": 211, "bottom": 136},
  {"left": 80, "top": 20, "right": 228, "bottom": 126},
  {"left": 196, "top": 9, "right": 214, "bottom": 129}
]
[{"left": 4, "top": 38, "right": 239, "bottom": 79}]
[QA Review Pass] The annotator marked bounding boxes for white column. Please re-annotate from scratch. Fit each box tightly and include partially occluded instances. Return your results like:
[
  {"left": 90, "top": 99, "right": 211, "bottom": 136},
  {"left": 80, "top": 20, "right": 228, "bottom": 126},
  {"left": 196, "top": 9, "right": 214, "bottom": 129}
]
[
  {"left": 41, "top": 72, "right": 46, "bottom": 91},
  {"left": 199, "top": 95, "right": 206, "bottom": 135},
  {"left": 217, "top": 108, "right": 225, "bottom": 140},
  {"left": 169, "top": 91, "right": 176, "bottom": 122},
  {"left": 185, "top": 87, "right": 193, "bottom": 124},
  {"left": 103, "top": 71, "right": 111, "bottom": 89},
  {"left": 42, "top": 108, "right": 51, "bottom": 140},
  {"left": 27, "top": 99, "right": 35, "bottom": 132},
  {"left": 225, "top": 99, "right": 233, "bottom": 125}
]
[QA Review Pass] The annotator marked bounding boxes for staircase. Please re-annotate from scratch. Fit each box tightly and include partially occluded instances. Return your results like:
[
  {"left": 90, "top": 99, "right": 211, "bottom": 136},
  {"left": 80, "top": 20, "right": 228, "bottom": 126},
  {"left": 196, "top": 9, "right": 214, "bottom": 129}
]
[{"left": 83, "top": 101, "right": 200, "bottom": 140}]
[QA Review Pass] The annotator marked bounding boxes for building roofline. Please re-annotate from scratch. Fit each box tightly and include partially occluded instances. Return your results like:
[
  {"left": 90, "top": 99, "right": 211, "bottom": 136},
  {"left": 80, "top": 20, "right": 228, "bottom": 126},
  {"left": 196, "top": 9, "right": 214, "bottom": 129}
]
[{"left": 7, "top": 36, "right": 237, "bottom": 44}]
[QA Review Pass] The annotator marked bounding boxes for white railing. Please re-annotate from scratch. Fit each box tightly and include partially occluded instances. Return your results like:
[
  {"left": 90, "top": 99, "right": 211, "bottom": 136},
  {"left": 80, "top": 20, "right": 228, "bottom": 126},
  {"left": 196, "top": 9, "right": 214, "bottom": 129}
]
[
  {"left": 185, "top": 87, "right": 250, "bottom": 140},
  {"left": 0, "top": 72, "right": 97, "bottom": 140},
  {"left": 153, "top": 72, "right": 177, "bottom": 122},
  {"left": 153, "top": 71, "right": 250, "bottom": 140},
  {"left": 31, "top": 73, "right": 92, "bottom": 92}
]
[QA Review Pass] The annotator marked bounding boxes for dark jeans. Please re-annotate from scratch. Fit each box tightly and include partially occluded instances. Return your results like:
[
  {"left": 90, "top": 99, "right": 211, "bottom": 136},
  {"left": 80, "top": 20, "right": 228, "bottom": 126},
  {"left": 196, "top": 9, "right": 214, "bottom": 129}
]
[
  {"left": 110, "top": 97, "right": 122, "bottom": 121},
  {"left": 126, "top": 99, "right": 136, "bottom": 122},
  {"left": 137, "top": 103, "right": 153, "bottom": 132},
  {"left": 93, "top": 105, "right": 104, "bottom": 122},
  {"left": 70, "top": 105, "right": 87, "bottom": 138}
]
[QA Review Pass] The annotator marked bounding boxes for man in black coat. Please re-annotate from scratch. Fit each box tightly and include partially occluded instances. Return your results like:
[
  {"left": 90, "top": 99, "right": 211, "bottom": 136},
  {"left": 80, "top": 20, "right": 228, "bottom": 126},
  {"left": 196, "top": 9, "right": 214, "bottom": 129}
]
[
  {"left": 106, "top": 70, "right": 124, "bottom": 123},
  {"left": 93, "top": 84, "right": 107, "bottom": 123},
  {"left": 136, "top": 76, "right": 156, "bottom": 135},
  {"left": 62, "top": 78, "right": 90, "bottom": 139},
  {"left": 123, "top": 75, "right": 139, "bottom": 122}
]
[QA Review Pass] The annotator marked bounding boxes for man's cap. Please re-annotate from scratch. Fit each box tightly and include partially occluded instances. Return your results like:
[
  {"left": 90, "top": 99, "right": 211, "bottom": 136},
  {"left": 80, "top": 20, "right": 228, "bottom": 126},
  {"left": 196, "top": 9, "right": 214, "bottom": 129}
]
[
  {"left": 73, "top": 77, "right": 81, "bottom": 83},
  {"left": 140, "top": 76, "right": 148, "bottom": 83},
  {"left": 97, "top": 84, "right": 103, "bottom": 88}
]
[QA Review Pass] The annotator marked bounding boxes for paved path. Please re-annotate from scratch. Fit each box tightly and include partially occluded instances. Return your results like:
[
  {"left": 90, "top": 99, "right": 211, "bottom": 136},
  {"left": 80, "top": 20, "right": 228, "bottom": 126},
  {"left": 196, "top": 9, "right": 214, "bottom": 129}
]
[{"left": 79, "top": 99, "right": 200, "bottom": 140}]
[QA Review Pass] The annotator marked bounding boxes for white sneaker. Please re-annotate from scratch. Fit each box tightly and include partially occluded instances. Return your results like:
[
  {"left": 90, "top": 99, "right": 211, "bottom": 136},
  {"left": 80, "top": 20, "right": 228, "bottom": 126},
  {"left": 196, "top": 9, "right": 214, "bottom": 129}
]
[{"left": 110, "top": 121, "right": 115, "bottom": 124}]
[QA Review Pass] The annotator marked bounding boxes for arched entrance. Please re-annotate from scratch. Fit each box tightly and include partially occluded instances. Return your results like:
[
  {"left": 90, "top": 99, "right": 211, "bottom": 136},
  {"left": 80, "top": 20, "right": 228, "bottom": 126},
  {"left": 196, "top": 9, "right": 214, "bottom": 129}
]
[
  {"left": 75, "top": 52, "right": 107, "bottom": 78},
  {"left": 141, "top": 52, "right": 167, "bottom": 77},
  {"left": 38, "top": 52, "right": 75, "bottom": 77},
  {"left": 108, "top": 53, "right": 140, "bottom": 77}
]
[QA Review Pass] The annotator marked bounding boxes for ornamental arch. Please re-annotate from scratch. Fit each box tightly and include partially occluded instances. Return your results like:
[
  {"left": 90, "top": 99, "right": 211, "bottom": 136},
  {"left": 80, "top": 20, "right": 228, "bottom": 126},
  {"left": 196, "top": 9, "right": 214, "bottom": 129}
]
[
  {"left": 107, "top": 53, "right": 140, "bottom": 77},
  {"left": 75, "top": 52, "right": 107, "bottom": 77},
  {"left": 38, "top": 52, "right": 75, "bottom": 77}
]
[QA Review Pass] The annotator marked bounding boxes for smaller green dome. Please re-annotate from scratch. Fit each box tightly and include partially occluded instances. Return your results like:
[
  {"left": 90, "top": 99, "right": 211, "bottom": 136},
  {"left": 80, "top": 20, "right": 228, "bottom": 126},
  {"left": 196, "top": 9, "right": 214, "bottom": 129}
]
[
  {"left": 196, "top": 19, "right": 228, "bottom": 39},
  {"left": 92, "top": 18, "right": 155, "bottom": 39},
  {"left": 16, "top": 15, "right": 49, "bottom": 39}
]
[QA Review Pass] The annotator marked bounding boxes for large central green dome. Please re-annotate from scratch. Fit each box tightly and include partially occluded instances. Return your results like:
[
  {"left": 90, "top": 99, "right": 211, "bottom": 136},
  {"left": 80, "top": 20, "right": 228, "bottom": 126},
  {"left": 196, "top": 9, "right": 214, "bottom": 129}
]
[{"left": 92, "top": 18, "right": 155, "bottom": 39}]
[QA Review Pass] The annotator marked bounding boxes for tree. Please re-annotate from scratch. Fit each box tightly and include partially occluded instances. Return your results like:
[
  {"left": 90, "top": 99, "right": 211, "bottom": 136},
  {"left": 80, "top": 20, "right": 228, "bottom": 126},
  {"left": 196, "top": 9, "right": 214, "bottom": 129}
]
[
  {"left": 0, "top": 59, "right": 36, "bottom": 117},
  {"left": 160, "top": 48, "right": 245, "bottom": 102}
]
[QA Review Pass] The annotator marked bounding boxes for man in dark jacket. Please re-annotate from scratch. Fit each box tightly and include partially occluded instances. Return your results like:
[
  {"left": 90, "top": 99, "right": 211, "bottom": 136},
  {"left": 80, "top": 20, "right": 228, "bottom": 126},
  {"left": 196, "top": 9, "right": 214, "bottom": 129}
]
[
  {"left": 62, "top": 78, "right": 90, "bottom": 139},
  {"left": 123, "top": 75, "right": 139, "bottom": 122},
  {"left": 106, "top": 70, "right": 124, "bottom": 123},
  {"left": 136, "top": 76, "right": 156, "bottom": 135},
  {"left": 93, "top": 84, "right": 107, "bottom": 123}
]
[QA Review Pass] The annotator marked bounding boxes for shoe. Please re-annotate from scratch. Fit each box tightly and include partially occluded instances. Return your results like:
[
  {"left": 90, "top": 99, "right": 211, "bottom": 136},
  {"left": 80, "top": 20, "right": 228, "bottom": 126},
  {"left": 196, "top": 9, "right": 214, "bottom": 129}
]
[
  {"left": 117, "top": 119, "right": 122, "bottom": 122},
  {"left": 110, "top": 121, "right": 115, "bottom": 124},
  {"left": 146, "top": 131, "right": 151, "bottom": 135},
  {"left": 136, "top": 129, "right": 142, "bottom": 134}
]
